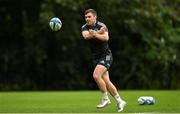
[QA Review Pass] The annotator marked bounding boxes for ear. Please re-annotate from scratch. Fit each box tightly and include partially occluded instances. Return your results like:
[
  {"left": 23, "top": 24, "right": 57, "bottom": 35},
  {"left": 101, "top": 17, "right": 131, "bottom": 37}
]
[{"left": 94, "top": 15, "right": 97, "bottom": 19}]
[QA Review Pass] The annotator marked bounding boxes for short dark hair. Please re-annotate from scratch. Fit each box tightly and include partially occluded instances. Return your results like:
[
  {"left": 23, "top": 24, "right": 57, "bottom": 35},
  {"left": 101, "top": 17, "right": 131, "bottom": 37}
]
[{"left": 84, "top": 9, "right": 97, "bottom": 16}]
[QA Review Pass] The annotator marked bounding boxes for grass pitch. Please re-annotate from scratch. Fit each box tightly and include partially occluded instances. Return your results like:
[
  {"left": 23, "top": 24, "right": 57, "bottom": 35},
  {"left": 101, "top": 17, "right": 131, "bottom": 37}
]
[{"left": 0, "top": 90, "right": 179, "bottom": 113}]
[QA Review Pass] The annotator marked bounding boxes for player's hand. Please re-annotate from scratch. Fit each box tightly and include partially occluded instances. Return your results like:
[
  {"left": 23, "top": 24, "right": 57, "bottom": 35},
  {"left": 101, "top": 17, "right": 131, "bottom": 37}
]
[
  {"left": 98, "top": 27, "right": 105, "bottom": 34},
  {"left": 89, "top": 29, "right": 97, "bottom": 37}
]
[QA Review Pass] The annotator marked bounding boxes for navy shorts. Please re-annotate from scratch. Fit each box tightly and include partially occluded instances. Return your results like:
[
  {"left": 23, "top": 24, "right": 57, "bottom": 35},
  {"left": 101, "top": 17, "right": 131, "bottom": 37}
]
[{"left": 93, "top": 53, "right": 113, "bottom": 70}]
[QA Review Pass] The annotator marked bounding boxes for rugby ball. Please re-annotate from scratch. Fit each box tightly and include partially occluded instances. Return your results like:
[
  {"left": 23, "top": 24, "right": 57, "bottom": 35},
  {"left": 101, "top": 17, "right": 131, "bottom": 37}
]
[
  {"left": 138, "top": 96, "right": 155, "bottom": 105},
  {"left": 49, "top": 17, "right": 62, "bottom": 31}
]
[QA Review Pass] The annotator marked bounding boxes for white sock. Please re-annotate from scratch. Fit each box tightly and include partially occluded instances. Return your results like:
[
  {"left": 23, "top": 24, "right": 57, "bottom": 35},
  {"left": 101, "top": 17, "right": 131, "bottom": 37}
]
[
  {"left": 114, "top": 94, "right": 123, "bottom": 103},
  {"left": 103, "top": 92, "right": 109, "bottom": 100}
]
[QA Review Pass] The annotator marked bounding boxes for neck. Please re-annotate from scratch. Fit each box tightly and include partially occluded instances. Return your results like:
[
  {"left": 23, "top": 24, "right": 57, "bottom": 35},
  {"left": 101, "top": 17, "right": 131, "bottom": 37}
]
[
  {"left": 93, "top": 20, "right": 97, "bottom": 26},
  {"left": 89, "top": 20, "right": 97, "bottom": 27}
]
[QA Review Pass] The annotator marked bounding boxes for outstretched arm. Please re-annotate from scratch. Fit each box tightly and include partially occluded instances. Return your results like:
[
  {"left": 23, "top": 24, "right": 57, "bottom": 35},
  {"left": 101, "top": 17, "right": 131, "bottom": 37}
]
[
  {"left": 82, "top": 26, "right": 109, "bottom": 41},
  {"left": 89, "top": 27, "right": 109, "bottom": 41}
]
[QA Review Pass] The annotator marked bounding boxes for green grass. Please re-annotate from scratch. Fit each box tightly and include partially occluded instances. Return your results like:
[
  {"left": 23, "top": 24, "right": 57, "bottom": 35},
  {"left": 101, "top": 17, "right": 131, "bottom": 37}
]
[{"left": 0, "top": 90, "right": 180, "bottom": 113}]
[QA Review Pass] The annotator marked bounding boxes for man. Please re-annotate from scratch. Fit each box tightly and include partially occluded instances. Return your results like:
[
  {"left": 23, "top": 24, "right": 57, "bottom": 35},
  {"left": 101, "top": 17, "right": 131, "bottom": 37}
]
[{"left": 81, "top": 9, "right": 126, "bottom": 112}]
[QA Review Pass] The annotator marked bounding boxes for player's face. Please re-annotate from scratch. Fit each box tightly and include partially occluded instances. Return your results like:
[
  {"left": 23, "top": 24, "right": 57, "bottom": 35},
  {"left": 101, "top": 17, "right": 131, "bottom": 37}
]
[{"left": 85, "top": 12, "right": 97, "bottom": 26}]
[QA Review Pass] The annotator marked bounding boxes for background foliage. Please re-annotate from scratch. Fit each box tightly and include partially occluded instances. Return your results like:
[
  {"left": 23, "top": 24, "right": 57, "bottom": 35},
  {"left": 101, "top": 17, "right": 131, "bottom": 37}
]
[{"left": 0, "top": 0, "right": 179, "bottom": 90}]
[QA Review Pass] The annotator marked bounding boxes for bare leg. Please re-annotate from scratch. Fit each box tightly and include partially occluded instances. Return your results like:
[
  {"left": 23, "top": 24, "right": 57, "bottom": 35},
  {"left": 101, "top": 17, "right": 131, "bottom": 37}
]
[
  {"left": 93, "top": 65, "right": 108, "bottom": 93},
  {"left": 102, "top": 71, "right": 119, "bottom": 96},
  {"left": 102, "top": 71, "right": 126, "bottom": 112},
  {"left": 93, "top": 65, "right": 111, "bottom": 108}
]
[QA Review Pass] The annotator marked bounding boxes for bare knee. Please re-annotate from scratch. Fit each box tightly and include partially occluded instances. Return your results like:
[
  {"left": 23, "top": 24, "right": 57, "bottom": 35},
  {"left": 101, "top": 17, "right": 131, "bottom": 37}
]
[
  {"left": 93, "top": 72, "right": 101, "bottom": 81},
  {"left": 93, "top": 65, "right": 107, "bottom": 81}
]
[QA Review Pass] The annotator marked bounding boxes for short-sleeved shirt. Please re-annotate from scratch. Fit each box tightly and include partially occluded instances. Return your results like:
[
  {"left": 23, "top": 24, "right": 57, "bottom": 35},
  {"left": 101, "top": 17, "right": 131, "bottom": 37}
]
[
  {"left": 81, "top": 21, "right": 111, "bottom": 60},
  {"left": 81, "top": 21, "right": 113, "bottom": 69}
]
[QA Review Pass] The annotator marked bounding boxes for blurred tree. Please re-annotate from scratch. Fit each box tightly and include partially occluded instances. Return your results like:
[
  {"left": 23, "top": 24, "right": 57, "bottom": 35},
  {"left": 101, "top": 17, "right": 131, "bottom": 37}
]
[{"left": 0, "top": 0, "right": 179, "bottom": 90}]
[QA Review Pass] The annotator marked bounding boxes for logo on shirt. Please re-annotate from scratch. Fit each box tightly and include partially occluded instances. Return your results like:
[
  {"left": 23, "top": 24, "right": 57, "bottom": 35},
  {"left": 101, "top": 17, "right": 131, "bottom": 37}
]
[{"left": 100, "top": 60, "right": 105, "bottom": 64}]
